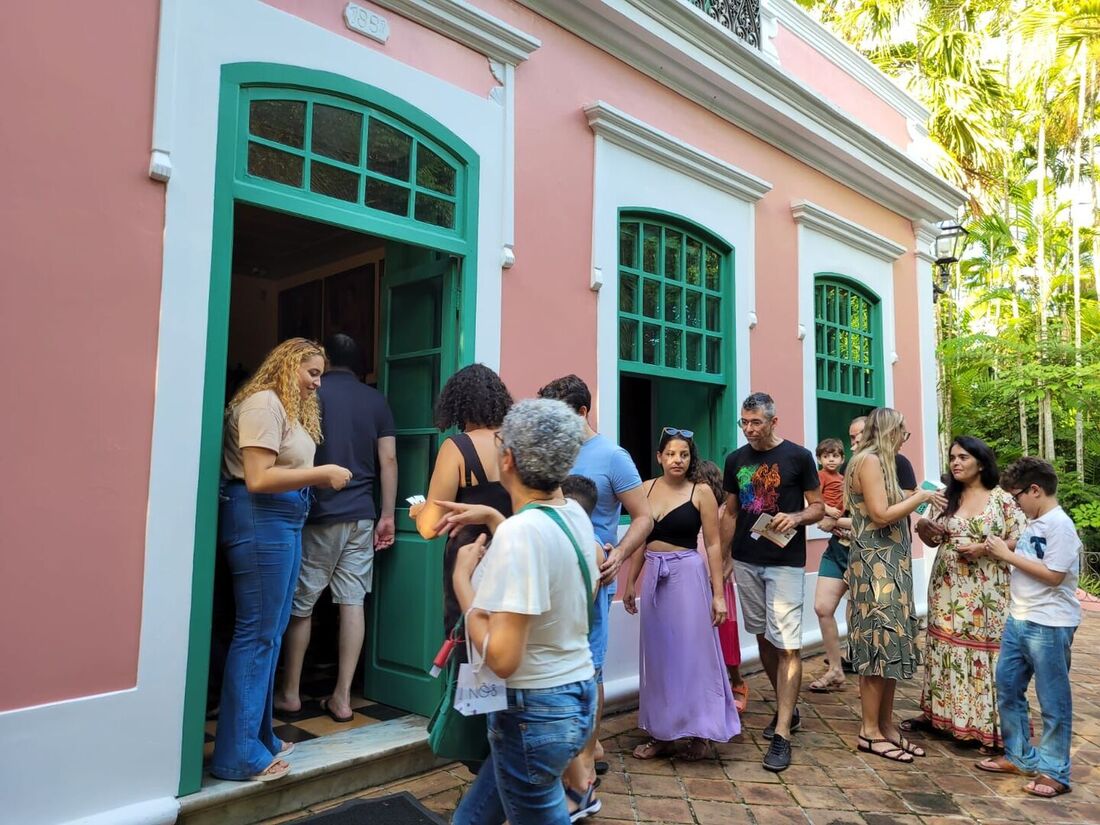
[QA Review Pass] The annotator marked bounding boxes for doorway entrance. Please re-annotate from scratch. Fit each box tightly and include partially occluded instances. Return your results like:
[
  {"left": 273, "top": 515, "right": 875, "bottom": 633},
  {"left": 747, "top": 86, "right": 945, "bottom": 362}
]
[{"left": 181, "top": 64, "right": 480, "bottom": 795}]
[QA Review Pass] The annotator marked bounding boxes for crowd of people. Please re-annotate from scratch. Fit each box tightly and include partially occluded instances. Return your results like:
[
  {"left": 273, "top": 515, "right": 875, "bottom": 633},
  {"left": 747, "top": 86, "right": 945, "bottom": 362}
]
[{"left": 209, "top": 337, "right": 1084, "bottom": 822}]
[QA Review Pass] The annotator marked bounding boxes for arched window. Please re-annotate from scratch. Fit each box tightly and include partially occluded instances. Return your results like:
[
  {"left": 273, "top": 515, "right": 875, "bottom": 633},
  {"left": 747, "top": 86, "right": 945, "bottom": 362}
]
[
  {"left": 239, "top": 89, "right": 464, "bottom": 232},
  {"left": 617, "top": 212, "right": 734, "bottom": 477},
  {"left": 814, "top": 276, "right": 883, "bottom": 445}
]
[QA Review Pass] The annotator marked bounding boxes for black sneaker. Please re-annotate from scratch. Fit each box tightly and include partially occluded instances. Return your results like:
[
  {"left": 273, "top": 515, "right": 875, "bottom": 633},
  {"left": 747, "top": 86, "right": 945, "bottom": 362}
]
[
  {"left": 763, "top": 734, "right": 792, "bottom": 772},
  {"left": 762, "top": 707, "right": 800, "bottom": 740}
]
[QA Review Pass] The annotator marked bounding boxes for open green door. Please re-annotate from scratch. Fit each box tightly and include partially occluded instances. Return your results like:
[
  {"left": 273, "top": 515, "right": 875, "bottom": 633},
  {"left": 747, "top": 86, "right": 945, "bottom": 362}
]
[{"left": 364, "top": 245, "right": 458, "bottom": 715}]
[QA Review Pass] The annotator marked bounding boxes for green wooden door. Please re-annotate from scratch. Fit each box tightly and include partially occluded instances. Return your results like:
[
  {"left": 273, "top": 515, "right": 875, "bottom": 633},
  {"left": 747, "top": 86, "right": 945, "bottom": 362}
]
[{"left": 363, "top": 244, "right": 457, "bottom": 715}]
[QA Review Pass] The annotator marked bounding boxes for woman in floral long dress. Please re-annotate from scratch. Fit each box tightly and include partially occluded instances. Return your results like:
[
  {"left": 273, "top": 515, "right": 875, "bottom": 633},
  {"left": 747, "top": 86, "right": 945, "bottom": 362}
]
[{"left": 904, "top": 436, "right": 1026, "bottom": 751}]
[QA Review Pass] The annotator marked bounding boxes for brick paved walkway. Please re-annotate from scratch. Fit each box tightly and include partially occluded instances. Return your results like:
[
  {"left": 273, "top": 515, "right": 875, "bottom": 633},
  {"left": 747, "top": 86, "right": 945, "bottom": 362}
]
[{"left": 270, "top": 611, "right": 1100, "bottom": 824}]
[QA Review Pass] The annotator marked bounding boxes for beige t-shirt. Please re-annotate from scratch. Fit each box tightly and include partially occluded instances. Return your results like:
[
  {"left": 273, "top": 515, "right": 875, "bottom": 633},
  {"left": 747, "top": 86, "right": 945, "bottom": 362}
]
[{"left": 222, "top": 389, "right": 317, "bottom": 480}]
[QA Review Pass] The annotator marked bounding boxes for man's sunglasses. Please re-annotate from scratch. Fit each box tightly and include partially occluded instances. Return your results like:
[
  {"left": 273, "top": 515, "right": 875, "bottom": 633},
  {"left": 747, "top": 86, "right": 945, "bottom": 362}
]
[{"left": 662, "top": 426, "right": 694, "bottom": 439}]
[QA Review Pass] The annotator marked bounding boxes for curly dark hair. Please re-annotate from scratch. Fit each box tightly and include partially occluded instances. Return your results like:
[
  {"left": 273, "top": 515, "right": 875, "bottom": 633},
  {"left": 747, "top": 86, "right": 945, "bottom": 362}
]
[
  {"left": 1000, "top": 456, "right": 1058, "bottom": 496},
  {"left": 942, "top": 435, "right": 1001, "bottom": 519},
  {"left": 537, "top": 374, "right": 591, "bottom": 414},
  {"left": 434, "top": 364, "right": 513, "bottom": 431}
]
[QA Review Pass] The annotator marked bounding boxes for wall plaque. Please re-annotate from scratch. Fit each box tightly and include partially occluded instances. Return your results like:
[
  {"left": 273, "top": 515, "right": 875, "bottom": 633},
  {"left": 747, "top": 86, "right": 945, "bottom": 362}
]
[{"left": 344, "top": 3, "right": 390, "bottom": 44}]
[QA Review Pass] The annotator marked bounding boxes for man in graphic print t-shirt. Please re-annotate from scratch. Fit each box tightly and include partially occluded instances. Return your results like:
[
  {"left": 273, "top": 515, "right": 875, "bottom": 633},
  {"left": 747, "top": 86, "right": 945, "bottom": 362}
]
[{"left": 721, "top": 392, "right": 823, "bottom": 774}]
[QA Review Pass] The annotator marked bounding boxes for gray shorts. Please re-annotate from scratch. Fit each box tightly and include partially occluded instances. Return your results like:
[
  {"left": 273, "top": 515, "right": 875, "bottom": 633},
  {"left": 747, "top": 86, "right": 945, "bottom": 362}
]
[
  {"left": 733, "top": 560, "right": 805, "bottom": 650},
  {"left": 292, "top": 519, "right": 375, "bottom": 616}
]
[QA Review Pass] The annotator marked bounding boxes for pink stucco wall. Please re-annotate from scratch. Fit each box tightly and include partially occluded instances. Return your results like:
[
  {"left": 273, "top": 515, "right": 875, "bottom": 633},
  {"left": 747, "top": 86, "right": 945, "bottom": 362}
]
[
  {"left": 0, "top": 3, "right": 163, "bottom": 710},
  {"left": 262, "top": 0, "right": 497, "bottom": 98},
  {"left": 774, "top": 25, "right": 912, "bottom": 151}
]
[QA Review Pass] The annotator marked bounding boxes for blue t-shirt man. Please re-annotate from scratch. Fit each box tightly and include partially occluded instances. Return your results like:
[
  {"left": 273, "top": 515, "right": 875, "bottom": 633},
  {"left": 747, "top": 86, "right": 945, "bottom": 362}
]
[{"left": 572, "top": 433, "right": 644, "bottom": 577}]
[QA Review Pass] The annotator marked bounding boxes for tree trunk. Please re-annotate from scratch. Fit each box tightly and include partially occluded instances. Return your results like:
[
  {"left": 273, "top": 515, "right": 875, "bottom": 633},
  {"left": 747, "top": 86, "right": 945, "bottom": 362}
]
[
  {"left": 1036, "top": 100, "right": 1054, "bottom": 462},
  {"left": 1011, "top": 291, "right": 1029, "bottom": 455},
  {"left": 1072, "top": 53, "right": 1086, "bottom": 481}
]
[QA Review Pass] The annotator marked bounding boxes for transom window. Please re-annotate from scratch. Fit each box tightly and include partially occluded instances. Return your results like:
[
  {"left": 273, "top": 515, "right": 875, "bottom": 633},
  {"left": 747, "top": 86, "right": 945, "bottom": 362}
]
[
  {"left": 618, "top": 218, "right": 727, "bottom": 380},
  {"left": 241, "top": 91, "right": 462, "bottom": 231},
  {"left": 815, "top": 277, "right": 882, "bottom": 407}
]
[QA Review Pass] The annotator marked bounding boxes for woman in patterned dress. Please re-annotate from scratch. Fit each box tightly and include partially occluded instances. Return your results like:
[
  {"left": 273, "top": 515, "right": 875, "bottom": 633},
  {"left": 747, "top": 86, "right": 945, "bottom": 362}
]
[
  {"left": 845, "top": 408, "right": 944, "bottom": 763},
  {"left": 902, "top": 436, "right": 1026, "bottom": 751}
]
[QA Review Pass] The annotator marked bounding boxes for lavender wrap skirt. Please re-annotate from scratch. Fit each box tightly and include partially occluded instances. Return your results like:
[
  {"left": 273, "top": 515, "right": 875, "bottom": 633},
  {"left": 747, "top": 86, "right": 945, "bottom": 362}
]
[{"left": 638, "top": 549, "right": 741, "bottom": 742}]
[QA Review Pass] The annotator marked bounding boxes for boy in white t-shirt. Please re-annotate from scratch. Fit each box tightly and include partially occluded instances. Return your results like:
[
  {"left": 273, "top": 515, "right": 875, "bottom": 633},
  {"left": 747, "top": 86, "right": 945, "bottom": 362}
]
[{"left": 977, "top": 458, "right": 1081, "bottom": 798}]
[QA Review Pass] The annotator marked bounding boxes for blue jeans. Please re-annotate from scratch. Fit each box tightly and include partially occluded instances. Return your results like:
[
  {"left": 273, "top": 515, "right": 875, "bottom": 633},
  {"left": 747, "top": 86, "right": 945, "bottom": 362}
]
[
  {"left": 210, "top": 481, "right": 309, "bottom": 780},
  {"left": 452, "top": 679, "right": 597, "bottom": 825},
  {"left": 995, "top": 616, "right": 1076, "bottom": 787}
]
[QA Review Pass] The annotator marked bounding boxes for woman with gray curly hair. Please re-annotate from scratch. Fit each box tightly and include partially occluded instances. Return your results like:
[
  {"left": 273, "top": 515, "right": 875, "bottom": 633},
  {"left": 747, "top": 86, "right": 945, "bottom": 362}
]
[{"left": 439, "top": 398, "right": 601, "bottom": 824}]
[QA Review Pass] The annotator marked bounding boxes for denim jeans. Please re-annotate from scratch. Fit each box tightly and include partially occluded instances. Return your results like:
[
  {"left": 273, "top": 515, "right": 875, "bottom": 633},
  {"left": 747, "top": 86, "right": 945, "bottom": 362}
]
[
  {"left": 452, "top": 678, "right": 597, "bottom": 825},
  {"left": 995, "top": 616, "right": 1076, "bottom": 787},
  {"left": 210, "top": 481, "right": 309, "bottom": 780}
]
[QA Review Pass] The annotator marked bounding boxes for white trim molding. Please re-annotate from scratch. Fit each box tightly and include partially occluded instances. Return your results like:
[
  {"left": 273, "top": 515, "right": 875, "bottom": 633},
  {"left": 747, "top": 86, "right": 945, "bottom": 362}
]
[
  {"left": 791, "top": 200, "right": 906, "bottom": 262},
  {"left": 762, "top": 0, "right": 929, "bottom": 126},
  {"left": 913, "top": 219, "right": 941, "bottom": 485},
  {"left": 585, "top": 101, "right": 773, "bottom": 202},
  {"left": 518, "top": 0, "right": 965, "bottom": 221},
  {"left": 371, "top": 0, "right": 541, "bottom": 63}
]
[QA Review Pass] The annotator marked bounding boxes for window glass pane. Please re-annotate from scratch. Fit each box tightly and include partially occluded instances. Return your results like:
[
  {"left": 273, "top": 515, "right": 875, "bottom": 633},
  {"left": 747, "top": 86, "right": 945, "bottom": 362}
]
[
  {"left": 827, "top": 361, "right": 837, "bottom": 392},
  {"left": 705, "top": 296, "right": 720, "bottom": 332},
  {"left": 826, "top": 328, "right": 837, "bottom": 356},
  {"left": 664, "top": 329, "right": 682, "bottom": 369},
  {"left": 247, "top": 142, "right": 303, "bottom": 187},
  {"left": 642, "top": 279, "right": 660, "bottom": 319},
  {"left": 642, "top": 225, "right": 660, "bottom": 274},
  {"left": 826, "top": 286, "right": 837, "bottom": 322},
  {"left": 706, "top": 336, "right": 721, "bottom": 374},
  {"left": 664, "top": 284, "right": 682, "bottom": 323},
  {"left": 620, "top": 223, "right": 638, "bottom": 269},
  {"left": 619, "top": 273, "right": 638, "bottom": 314},
  {"left": 312, "top": 104, "right": 362, "bottom": 165},
  {"left": 416, "top": 144, "right": 456, "bottom": 195},
  {"left": 686, "top": 333, "right": 702, "bottom": 371},
  {"left": 816, "top": 357, "right": 825, "bottom": 388},
  {"left": 686, "top": 239, "right": 702, "bottom": 286},
  {"left": 664, "top": 231, "right": 682, "bottom": 280},
  {"left": 862, "top": 336, "right": 872, "bottom": 365},
  {"left": 310, "top": 162, "right": 359, "bottom": 202},
  {"left": 850, "top": 334, "right": 862, "bottom": 365},
  {"left": 839, "top": 290, "right": 850, "bottom": 326},
  {"left": 642, "top": 323, "right": 660, "bottom": 365},
  {"left": 815, "top": 323, "right": 824, "bottom": 355},
  {"left": 619, "top": 319, "right": 638, "bottom": 361},
  {"left": 705, "top": 248, "right": 720, "bottom": 290},
  {"left": 814, "top": 286, "right": 824, "bottom": 321},
  {"left": 685, "top": 291, "right": 702, "bottom": 328},
  {"left": 365, "top": 178, "right": 410, "bottom": 216},
  {"left": 840, "top": 363, "right": 851, "bottom": 395},
  {"left": 367, "top": 119, "right": 412, "bottom": 180},
  {"left": 249, "top": 100, "right": 306, "bottom": 148},
  {"left": 414, "top": 194, "right": 455, "bottom": 228}
]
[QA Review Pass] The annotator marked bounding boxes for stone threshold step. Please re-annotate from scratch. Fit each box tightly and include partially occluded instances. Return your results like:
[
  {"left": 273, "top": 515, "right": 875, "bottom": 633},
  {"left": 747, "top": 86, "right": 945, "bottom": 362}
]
[{"left": 178, "top": 714, "right": 444, "bottom": 825}]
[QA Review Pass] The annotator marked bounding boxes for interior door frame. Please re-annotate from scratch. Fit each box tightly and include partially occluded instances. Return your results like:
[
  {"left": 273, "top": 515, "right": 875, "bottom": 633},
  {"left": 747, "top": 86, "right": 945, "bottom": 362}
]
[{"left": 179, "top": 62, "right": 479, "bottom": 796}]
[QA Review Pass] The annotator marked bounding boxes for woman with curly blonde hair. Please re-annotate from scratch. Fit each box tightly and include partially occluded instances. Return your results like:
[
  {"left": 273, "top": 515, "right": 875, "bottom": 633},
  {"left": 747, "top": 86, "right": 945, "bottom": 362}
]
[
  {"left": 211, "top": 338, "right": 352, "bottom": 783},
  {"left": 844, "top": 408, "right": 943, "bottom": 766}
]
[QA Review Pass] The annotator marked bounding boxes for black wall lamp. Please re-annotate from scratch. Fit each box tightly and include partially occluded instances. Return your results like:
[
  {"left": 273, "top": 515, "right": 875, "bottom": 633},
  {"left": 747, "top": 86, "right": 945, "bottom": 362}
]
[{"left": 932, "top": 220, "right": 968, "bottom": 301}]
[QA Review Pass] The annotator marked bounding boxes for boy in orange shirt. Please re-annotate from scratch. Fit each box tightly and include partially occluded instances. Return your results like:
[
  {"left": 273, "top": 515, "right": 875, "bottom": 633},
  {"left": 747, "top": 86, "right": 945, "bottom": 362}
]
[{"left": 815, "top": 438, "right": 845, "bottom": 519}]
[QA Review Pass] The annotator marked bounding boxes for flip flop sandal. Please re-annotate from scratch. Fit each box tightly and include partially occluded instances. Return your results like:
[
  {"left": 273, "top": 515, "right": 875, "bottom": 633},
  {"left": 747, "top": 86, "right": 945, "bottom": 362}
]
[
  {"left": 857, "top": 735, "right": 913, "bottom": 763},
  {"left": 632, "top": 739, "right": 674, "bottom": 760},
  {"left": 249, "top": 758, "right": 291, "bottom": 783},
  {"left": 1025, "top": 774, "right": 1071, "bottom": 798},
  {"left": 565, "top": 783, "right": 602, "bottom": 822},
  {"left": 278, "top": 740, "right": 294, "bottom": 757},
  {"left": 320, "top": 698, "right": 355, "bottom": 724},
  {"left": 808, "top": 675, "right": 845, "bottom": 693},
  {"left": 976, "top": 756, "right": 1036, "bottom": 776},
  {"left": 887, "top": 736, "right": 925, "bottom": 757}
]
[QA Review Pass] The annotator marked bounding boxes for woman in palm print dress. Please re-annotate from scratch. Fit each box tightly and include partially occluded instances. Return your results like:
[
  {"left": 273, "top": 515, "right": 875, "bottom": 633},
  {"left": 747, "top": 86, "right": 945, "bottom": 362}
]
[
  {"left": 845, "top": 408, "right": 945, "bottom": 763},
  {"left": 903, "top": 436, "right": 1026, "bottom": 752}
]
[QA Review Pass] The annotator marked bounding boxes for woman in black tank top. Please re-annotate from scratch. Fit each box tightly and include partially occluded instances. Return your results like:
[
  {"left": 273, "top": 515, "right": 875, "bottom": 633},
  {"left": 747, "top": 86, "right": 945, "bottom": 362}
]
[
  {"left": 623, "top": 429, "right": 739, "bottom": 761},
  {"left": 410, "top": 364, "right": 513, "bottom": 636}
]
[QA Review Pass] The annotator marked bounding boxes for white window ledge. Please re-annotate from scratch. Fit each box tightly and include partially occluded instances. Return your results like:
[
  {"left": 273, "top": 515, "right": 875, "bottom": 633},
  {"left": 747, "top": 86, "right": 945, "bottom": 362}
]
[
  {"left": 372, "top": 0, "right": 541, "bottom": 63},
  {"left": 791, "top": 200, "right": 906, "bottom": 262}
]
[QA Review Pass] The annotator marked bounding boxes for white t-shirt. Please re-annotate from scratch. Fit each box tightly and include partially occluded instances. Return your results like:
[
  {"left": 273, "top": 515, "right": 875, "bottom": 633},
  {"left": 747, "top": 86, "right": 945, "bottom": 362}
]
[
  {"left": 1010, "top": 506, "right": 1081, "bottom": 627},
  {"left": 471, "top": 500, "right": 599, "bottom": 689}
]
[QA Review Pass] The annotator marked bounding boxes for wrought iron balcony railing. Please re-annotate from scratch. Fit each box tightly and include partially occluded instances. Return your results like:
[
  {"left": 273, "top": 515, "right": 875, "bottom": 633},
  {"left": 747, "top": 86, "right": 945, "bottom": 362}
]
[{"left": 689, "top": 0, "right": 762, "bottom": 49}]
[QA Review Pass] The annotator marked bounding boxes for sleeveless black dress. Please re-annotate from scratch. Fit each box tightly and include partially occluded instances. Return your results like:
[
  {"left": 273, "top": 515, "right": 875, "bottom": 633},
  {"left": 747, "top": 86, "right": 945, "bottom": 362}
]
[{"left": 441, "top": 432, "right": 513, "bottom": 636}]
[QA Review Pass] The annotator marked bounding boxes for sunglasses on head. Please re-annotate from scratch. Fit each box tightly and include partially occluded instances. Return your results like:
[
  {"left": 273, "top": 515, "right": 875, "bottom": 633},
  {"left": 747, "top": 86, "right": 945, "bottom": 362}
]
[{"left": 662, "top": 426, "right": 694, "bottom": 439}]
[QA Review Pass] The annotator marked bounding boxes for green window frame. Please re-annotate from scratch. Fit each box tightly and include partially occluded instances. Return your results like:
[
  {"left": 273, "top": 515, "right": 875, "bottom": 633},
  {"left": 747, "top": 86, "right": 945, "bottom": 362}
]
[
  {"left": 618, "top": 214, "right": 729, "bottom": 383},
  {"left": 237, "top": 88, "right": 464, "bottom": 234},
  {"left": 814, "top": 276, "right": 883, "bottom": 405}
]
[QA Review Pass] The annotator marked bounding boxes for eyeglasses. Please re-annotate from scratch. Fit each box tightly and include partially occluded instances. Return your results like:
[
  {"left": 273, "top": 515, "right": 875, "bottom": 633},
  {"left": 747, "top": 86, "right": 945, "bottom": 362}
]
[
  {"left": 1010, "top": 487, "right": 1030, "bottom": 504},
  {"left": 493, "top": 431, "right": 504, "bottom": 448},
  {"left": 662, "top": 426, "right": 694, "bottom": 439},
  {"left": 902, "top": 431, "right": 911, "bottom": 442}
]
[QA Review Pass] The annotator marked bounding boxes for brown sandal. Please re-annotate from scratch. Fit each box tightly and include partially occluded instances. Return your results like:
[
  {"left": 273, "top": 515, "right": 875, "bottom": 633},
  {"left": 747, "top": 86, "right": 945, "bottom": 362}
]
[
  {"left": 808, "top": 673, "right": 846, "bottom": 693},
  {"left": 898, "top": 715, "right": 933, "bottom": 733},
  {"left": 1025, "top": 774, "right": 1071, "bottom": 798},
  {"left": 857, "top": 735, "right": 913, "bottom": 763},
  {"left": 887, "top": 735, "right": 925, "bottom": 757},
  {"left": 632, "top": 738, "right": 674, "bottom": 760},
  {"left": 977, "top": 756, "right": 1036, "bottom": 776},
  {"left": 681, "top": 737, "right": 713, "bottom": 761}
]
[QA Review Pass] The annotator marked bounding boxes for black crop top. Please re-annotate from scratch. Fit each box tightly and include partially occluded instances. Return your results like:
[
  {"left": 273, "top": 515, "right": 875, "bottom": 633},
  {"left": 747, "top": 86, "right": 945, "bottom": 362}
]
[{"left": 646, "top": 481, "right": 702, "bottom": 548}]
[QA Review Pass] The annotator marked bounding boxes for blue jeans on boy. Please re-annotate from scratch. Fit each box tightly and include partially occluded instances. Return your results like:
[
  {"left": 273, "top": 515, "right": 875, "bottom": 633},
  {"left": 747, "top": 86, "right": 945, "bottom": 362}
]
[
  {"left": 995, "top": 616, "right": 1076, "bottom": 788},
  {"left": 210, "top": 482, "right": 309, "bottom": 780},
  {"left": 452, "top": 678, "right": 597, "bottom": 825}
]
